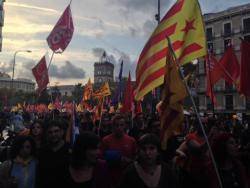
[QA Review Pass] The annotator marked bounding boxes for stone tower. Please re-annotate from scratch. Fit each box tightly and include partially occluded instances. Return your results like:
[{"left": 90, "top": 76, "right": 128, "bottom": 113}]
[{"left": 94, "top": 52, "right": 114, "bottom": 84}]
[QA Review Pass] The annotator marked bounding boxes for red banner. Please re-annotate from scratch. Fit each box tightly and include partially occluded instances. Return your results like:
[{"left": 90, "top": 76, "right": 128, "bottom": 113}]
[
  {"left": 47, "top": 5, "right": 74, "bottom": 53},
  {"left": 32, "top": 56, "right": 49, "bottom": 94}
]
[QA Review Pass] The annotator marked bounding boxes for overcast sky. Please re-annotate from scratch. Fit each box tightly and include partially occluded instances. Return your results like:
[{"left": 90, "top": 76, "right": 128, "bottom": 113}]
[{"left": 0, "top": 0, "right": 249, "bottom": 86}]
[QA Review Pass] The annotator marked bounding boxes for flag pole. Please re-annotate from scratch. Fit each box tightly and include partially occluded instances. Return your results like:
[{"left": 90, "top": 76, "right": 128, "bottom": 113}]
[
  {"left": 207, "top": 51, "right": 216, "bottom": 115},
  {"left": 47, "top": 51, "right": 55, "bottom": 71},
  {"left": 98, "top": 96, "right": 104, "bottom": 136},
  {"left": 166, "top": 36, "right": 224, "bottom": 188},
  {"left": 47, "top": 51, "right": 55, "bottom": 119}
]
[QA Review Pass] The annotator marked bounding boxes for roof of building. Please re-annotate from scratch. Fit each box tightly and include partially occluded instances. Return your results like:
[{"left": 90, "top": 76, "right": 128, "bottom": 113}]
[{"left": 204, "top": 3, "right": 250, "bottom": 22}]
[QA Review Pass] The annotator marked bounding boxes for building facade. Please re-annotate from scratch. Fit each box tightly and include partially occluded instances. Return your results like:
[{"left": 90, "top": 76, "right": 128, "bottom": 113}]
[
  {"left": 196, "top": 3, "right": 250, "bottom": 113},
  {"left": 0, "top": 72, "right": 35, "bottom": 92},
  {"left": 48, "top": 85, "right": 75, "bottom": 96},
  {"left": 94, "top": 56, "right": 114, "bottom": 84}
]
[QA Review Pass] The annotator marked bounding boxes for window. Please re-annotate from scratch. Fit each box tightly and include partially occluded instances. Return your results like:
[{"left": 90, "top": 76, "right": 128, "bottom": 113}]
[
  {"left": 198, "top": 61, "right": 205, "bottom": 74},
  {"left": 225, "top": 82, "right": 233, "bottom": 91},
  {"left": 98, "top": 78, "right": 102, "bottom": 83},
  {"left": 243, "top": 18, "right": 250, "bottom": 33},
  {"left": 235, "top": 94, "right": 245, "bottom": 109},
  {"left": 207, "top": 42, "right": 213, "bottom": 52},
  {"left": 199, "top": 78, "right": 205, "bottom": 91},
  {"left": 225, "top": 95, "right": 233, "bottom": 110},
  {"left": 216, "top": 95, "right": 224, "bottom": 109},
  {"left": 206, "top": 27, "right": 213, "bottom": 41},
  {"left": 224, "top": 22, "right": 231, "bottom": 37},
  {"left": 224, "top": 38, "right": 231, "bottom": 50},
  {"left": 206, "top": 96, "right": 213, "bottom": 110},
  {"left": 244, "top": 35, "right": 250, "bottom": 42},
  {"left": 199, "top": 95, "right": 206, "bottom": 109}
]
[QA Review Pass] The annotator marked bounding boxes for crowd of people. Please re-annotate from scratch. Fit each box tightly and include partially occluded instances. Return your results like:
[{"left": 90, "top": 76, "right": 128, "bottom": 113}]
[{"left": 0, "top": 109, "right": 249, "bottom": 188}]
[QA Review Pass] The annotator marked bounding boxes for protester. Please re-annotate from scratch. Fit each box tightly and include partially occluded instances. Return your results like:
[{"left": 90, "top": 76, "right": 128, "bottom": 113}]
[
  {"left": 36, "top": 119, "right": 69, "bottom": 188},
  {"left": 209, "top": 133, "right": 248, "bottom": 188},
  {"left": 63, "top": 132, "right": 111, "bottom": 188},
  {"left": 100, "top": 114, "right": 137, "bottom": 187},
  {"left": 29, "top": 120, "right": 44, "bottom": 151},
  {"left": 129, "top": 113, "right": 146, "bottom": 140},
  {"left": 0, "top": 136, "right": 37, "bottom": 188},
  {"left": 173, "top": 119, "right": 211, "bottom": 188},
  {"left": 120, "top": 133, "right": 178, "bottom": 188}
]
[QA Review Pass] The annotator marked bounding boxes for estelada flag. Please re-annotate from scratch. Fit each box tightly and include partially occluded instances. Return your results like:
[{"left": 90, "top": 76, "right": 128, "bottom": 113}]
[
  {"left": 135, "top": 0, "right": 207, "bottom": 100},
  {"left": 160, "top": 48, "right": 187, "bottom": 150},
  {"left": 47, "top": 5, "right": 74, "bottom": 53},
  {"left": 32, "top": 56, "right": 49, "bottom": 94}
]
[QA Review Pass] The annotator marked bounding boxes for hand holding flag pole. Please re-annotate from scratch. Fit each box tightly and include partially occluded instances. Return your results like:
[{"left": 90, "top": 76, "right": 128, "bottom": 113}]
[{"left": 166, "top": 36, "right": 223, "bottom": 188}]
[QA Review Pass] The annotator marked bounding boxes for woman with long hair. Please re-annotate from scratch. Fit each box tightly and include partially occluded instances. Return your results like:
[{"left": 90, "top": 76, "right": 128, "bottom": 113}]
[
  {"left": 0, "top": 136, "right": 37, "bottom": 188},
  {"left": 29, "top": 120, "right": 44, "bottom": 151},
  {"left": 120, "top": 133, "right": 178, "bottom": 188},
  {"left": 209, "top": 133, "right": 248, "bottom": 188}
]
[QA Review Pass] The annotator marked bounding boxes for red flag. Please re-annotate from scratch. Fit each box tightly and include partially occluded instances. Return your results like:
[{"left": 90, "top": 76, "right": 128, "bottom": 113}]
[
  {"left": 121, "top": 72, "right": 133, "bottom": 113},
  {"left": 239, "top": 40, "right": 250, "bottom": 97},
  {"left": 47, "top": 5, "right": 74, "bottom": 53},
  {"left": 32, "top": 56, "right": 49, "bottom": 94},
  {"left": 205, "top": 53, "right": 223, "bottom": 104},
  {"left": 54, "top": 96, "right": 62, "bottom": 110},
  {"left": 220, "top": 46, "right": 240, "bottom": 85},
  {"left": 135, "top": 100, "right": 142, "bottom": 114}
]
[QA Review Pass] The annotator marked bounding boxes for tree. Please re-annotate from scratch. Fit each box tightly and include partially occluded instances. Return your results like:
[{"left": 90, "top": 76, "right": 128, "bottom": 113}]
[{"left": 72, "top": 83, "right": 83, "bottom": 103}]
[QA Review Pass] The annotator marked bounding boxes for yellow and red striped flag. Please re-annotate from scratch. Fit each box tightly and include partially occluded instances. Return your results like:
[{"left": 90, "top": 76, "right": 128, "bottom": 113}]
[
  {"left": 93, "top": 82, "right": 111, "bottom": 98},
  {"left": 83, "top": 78, "right": 93, "bottom": 101},
  {"left": 135, "top": 0, "right": 207, "bottom": 100},
  {"left": 160, "top": 49, "right": 187, "bottom": 150}
]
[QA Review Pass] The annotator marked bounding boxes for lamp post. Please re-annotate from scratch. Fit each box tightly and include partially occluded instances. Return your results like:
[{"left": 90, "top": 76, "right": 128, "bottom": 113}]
[{"left": 11, "top": 50, "right": 32, "bottom": 89}]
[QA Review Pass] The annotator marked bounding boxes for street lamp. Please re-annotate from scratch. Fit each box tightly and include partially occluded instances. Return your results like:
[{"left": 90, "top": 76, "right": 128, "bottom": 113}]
[{"left": 11, "top": 50, "right": 32, "bottom": 88}]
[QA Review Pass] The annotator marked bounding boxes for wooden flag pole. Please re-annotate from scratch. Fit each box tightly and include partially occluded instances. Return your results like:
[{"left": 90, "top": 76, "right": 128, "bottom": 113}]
[{"left": 166, "top": 36, "right": 224, "bottom": 188}]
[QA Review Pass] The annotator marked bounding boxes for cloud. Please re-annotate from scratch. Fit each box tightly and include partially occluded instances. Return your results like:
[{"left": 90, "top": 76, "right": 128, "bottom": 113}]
[
  {"left": 115, "top": 51, "right": 136, "bottom": 79},
  {"left": 0, "top": 60, "right": 13, "bottom": 73},
  {"left": 16, "top": 61, "right": 36, "bottom": 79},
  {"left": 92, "top": 48, "right": 117, "bottom": 64},
  {"left": 142, "top": 19, "right": 156, "bottom": 37},
  {"left": 5, "top": 2, "right": 58, "bottom": 13},
  {"left": 92, "top": 48, "right": 105, "bottom": 58},
  {"left": 113, "top": 0, "right": 156, "bottom": 12},
  {"left": 49, "top": 61, "right": 86, "bottom": 79}
]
